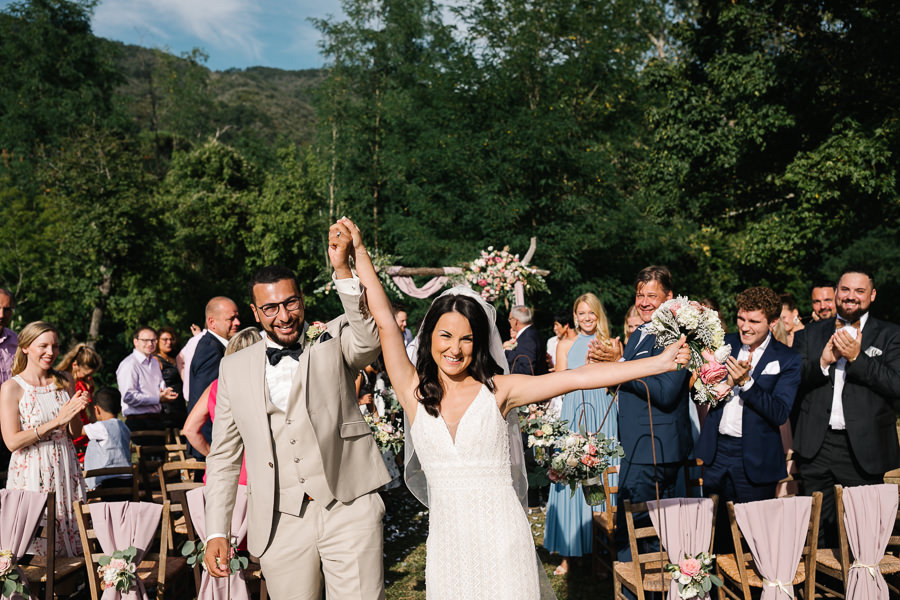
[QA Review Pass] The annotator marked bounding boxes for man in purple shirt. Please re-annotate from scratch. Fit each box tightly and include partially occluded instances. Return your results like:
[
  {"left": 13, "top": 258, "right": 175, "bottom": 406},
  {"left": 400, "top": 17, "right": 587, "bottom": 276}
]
[
  {"left": 0, "top": 288, "right": 17, "bottom": 484},
  {"left": 116, "top": 326, "right": 178, "bottom": 431}
]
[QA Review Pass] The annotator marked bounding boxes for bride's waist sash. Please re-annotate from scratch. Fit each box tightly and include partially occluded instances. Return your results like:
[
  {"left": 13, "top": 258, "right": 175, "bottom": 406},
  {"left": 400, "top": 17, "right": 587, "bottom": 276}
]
[{"left": 424, "top": 464, "right": 513, "bottom": 490}]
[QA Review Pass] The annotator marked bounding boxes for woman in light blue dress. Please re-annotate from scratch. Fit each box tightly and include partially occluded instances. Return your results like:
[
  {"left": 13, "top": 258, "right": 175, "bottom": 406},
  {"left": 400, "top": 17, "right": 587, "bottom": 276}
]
[{"left": 543, "top": 293, "right": 619, "bottom": 575}]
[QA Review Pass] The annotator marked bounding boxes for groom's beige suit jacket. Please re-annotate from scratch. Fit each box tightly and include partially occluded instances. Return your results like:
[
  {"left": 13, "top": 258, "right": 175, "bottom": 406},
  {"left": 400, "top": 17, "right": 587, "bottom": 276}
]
[{"left": 205, "top": 288, "right": 391, "bottom": 556}]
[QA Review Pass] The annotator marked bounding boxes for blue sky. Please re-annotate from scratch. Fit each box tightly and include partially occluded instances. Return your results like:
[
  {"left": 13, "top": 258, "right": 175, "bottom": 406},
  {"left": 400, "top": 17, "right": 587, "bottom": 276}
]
[{"left": 3, "top": 0, "right": 347, "bottom": 71}]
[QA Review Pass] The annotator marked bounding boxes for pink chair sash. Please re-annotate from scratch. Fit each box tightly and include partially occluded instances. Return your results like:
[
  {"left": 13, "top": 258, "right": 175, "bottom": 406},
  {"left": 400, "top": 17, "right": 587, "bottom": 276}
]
[
  {"left": 733, "top": 496, "right": 811, "bottom": 600},
  {"left": 186, "top": 486, "right": 250, "bottom": 600},
  {"left": 648, "top": 497, "right": 715, "bottom": 600},
  {"left": 89, "top": 502, "right": 163, "bottom": 600},
  {"left": 842, "top": 484, "right": 898, "bottom": 600},
  {"left": 0, "top": 489, "right": 47, "bottom": 600}
]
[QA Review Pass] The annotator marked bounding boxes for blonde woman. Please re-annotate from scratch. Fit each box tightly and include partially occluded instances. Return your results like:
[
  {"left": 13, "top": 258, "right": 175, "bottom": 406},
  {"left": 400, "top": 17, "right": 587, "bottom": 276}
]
[
  {"left": 0, "top": 322, "right": 88, "bottom": 556},
  {"left": 623, "top": 305, "right": 643, "bottom": 345},
  {"left": 544, "top": 293, "right": 617, "bottom": 575},
  {"left": 56, "top": 343, "right": 102, "bottom": 462}
]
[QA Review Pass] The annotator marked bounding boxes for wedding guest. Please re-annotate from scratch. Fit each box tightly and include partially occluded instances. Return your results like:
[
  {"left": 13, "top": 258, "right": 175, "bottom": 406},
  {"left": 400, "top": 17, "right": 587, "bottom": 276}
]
[
  {"left": 623, "top": 305, "right": 642, "bottom": 344},
  {"left": 778, "top": 293, "right": 805, "bottom": 347},
  {"left": 505, "top": 306, "right": 548, "bottom": 375},
  {"left": 547, "top": 312, "right": 577, "bottom": 372},
  {"left": 394, "top": 306, "right": 413, "bottom": 346},
  {"left": 0, "top": 289, "right": 18, "bottom": 484},
  {"left": 116, "top": 326, "right": 178, "bottom": 431},
  {"left": 695, "top": 287, "right": 801, "bottom": 549},
  {"left": 810, "top": 281, "right": 836, "bottom": 321},
  {"left": 83, "top": 388, "right": 132, "bottom": 492},
  {"left": 545, "top": 293, "right": 617, "bottom": 575},
  {"left": 56, "top": 343, "right": 102, "bottom": 462},
  {"left": 155, "top": 326, "right": 186, "bottom": 428},
  {"left": 793, "top": 268, "right": 900, "bottom": 546},
  {"left": 182, "top": 328, "right": 260, "bottom": 486},
  {"left": 615, "top": 266, "right": 692, "bottom": 562},
  {"left": 0, "top": 321, "right": 88, "bottom": 556},
  {"left": 176, "top": 324, "right": 205, "bottom": 401},
  {"left": 188, "top": 297, "right": 240, "bottom": 459}
]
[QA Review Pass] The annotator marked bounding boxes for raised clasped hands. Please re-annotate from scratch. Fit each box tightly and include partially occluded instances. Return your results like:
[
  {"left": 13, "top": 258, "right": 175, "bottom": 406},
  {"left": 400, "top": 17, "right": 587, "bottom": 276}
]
[
  {"left": 328, "top": 218, "right": 356, "bottom": 278},
  {"left": 725, "top": 356, "right": 752, "bottom": 387}
]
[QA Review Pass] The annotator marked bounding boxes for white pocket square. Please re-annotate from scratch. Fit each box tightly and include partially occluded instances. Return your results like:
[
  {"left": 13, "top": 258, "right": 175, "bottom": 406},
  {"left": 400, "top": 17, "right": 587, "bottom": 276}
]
[
  {"left": 635, "top": 350, "right": 649, "bottom": 357},
  {"left": 760, "top": 361, "right": 780, "bottom": 376},
  {"left": 865, "top": 346, "right": 883, "bottom": 358}
]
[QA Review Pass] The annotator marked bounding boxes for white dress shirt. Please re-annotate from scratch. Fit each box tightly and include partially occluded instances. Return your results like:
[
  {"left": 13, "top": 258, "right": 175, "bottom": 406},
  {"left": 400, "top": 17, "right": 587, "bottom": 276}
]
[
  {"left": 177, "top": 328, "right": 207, "bottom": 400},
  {"left": 719, "top": 333, "right": 771, "bottom": 437},
  {"left": 825, "top": 312, "right": 868, "bottom": 430}
]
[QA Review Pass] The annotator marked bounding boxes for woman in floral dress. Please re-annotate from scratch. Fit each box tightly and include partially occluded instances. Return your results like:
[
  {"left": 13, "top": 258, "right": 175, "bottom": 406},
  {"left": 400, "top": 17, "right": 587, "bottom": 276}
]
[{"left": 0, "top": 321, "right": 89, "bottom": 556}]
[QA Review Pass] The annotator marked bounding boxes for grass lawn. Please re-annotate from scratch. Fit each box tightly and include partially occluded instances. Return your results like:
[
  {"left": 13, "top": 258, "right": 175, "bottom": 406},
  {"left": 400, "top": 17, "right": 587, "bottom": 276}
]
[{"left": 382, "top": 487, "right": 614, "bottom": 600}]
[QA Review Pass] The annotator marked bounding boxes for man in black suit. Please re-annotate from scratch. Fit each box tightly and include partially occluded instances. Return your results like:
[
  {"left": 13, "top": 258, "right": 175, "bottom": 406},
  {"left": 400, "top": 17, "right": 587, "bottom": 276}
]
[
  {"left": 504, "top": 305, "right": 548, "bottom": 375},
  {"left": 793, "top": 268, "right": 900, "bottom": 545},
  {"left": 187, "top": 296, "right": 240, "bottom": 459}
]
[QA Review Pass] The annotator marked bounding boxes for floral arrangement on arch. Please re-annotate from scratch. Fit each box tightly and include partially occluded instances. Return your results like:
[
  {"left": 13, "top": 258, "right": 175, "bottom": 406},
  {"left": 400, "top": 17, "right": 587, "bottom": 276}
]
[
  {"left": 462, "top": 246, "right": 547, "bottom": 304},
  {"left": 664, "top": 551, "right": 723, "bottom": 599},
  {"left": 97, "top": 546, "right": 138, "bottom": 593},
  {"left": 364, "top": 413, "right": 404, "bottom": 455},
  {"left": 645, "top": 296, "right": 733, "bottom": 407},
  {"left": 0, "top": 549, "right": 27, "bottom": 598},
  {"left": 519, "top": 404, "right": 568, "bottom": 466},
  {"left": 548, "top": 429, "right": 624, "bottom": 506}
]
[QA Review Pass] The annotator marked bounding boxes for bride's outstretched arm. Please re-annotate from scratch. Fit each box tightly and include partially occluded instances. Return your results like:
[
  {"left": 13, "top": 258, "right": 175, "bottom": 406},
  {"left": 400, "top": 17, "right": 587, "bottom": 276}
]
[
  {"left": 338, "top": 217, "right": 419, "bottom": 416},
  {"left": 497, "top": 336, "right": 689, "bottom": 415}
]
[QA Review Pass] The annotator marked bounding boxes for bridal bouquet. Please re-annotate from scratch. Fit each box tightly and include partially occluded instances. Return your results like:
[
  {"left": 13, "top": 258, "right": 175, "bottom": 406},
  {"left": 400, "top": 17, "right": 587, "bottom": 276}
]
[
  {"left": 665, "top": 552, "right": 723, "bottom": 599},
  {"left": 548, "top": 430, "right": 624, "bottom": 505},
  {"left": 520, "top": 405, "right": 568, "bottom": 466},
  {"left": 0, "top": 549, "right": 27, "bottom": 598},
  {"left": 364, "top": 413, "right": 404, "bottom": 455},
  {"left": 97, "top": 546, "right": 138, "bottom": 592},
  {"left": 645, "top": 297, "right": 733, "bottom": 407}
]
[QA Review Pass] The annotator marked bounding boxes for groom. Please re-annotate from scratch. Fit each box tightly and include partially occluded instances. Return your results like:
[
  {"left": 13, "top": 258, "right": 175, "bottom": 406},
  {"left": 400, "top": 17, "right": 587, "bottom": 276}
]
[{"left": 203, "top": 221, "right": 391, "bottom": 599}]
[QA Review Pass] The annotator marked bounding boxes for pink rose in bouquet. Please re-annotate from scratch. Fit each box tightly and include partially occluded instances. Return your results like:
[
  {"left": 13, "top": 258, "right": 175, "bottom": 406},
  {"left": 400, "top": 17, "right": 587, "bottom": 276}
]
[
  {"left": 109, "top": 558, "right": 127, "bottom": 570},
  {"left": 0, "top": 552, "right": 13, "bottom": 577},
  {"left": 698, "top": 360, "right": 727, "bottom": 385},
  {"left": 711, "top": 381, "right": 732, "bottom": 401},
  {"left": 678, "top": 557, "right": 702, "bottom": 578},
  {"left": 548, "top": 469, "right": 562, "bottom": 482}
]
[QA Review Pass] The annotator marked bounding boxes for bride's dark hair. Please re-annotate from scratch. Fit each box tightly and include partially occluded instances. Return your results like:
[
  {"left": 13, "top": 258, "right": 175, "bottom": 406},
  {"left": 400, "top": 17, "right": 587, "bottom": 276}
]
[{"left": 415, "top": 294, "right": 504, "bottom": 417}]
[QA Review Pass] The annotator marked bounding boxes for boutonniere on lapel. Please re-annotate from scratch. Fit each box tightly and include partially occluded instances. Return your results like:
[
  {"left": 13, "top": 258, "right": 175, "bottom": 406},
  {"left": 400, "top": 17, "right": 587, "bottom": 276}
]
[{"left": 306, "top": 321, "right": 329, "bottom": 343}]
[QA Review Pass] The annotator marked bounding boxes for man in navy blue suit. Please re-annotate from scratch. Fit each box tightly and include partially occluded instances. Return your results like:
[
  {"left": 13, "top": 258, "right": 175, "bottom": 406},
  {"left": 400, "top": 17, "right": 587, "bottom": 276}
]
[
  {"left": 615, "top": 266, "right": 692, "bottom": 560},
  {"left": 696, "top": 287, "right": 801, "bottom": 548},
  {"left": 187, "top": 296, "right": 241, "bottom": 459},
  {"left": 504, "top": 305, "right": 548, "bottom": 376}
]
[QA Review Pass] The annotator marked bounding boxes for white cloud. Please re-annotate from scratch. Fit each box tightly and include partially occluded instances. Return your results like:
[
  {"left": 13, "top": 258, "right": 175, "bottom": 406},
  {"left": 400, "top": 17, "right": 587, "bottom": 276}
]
[{"left": 93, "top": 0, "right": 263, "bottom": 60}]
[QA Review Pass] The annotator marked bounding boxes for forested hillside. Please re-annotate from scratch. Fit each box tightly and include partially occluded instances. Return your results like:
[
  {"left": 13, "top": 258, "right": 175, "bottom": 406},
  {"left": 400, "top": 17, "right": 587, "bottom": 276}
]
[{"left": 1, "top": 0, "right": 898, "bottom": 367}]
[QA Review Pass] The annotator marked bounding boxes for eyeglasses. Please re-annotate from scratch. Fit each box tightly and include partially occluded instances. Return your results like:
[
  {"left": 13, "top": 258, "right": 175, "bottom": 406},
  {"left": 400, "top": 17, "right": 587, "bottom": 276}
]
[
  {"left": 137, "top": 338, "right": 158, "bottom": 344},
  {"left": 257, "top": 296, "right": 302, "bottom": 318}
]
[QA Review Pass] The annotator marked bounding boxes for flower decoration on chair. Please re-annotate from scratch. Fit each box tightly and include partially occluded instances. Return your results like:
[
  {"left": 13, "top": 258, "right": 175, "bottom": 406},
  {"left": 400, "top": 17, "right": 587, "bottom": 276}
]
[
  {"left": 461, "top": 246, "right": 547, "bottom": 304},
  {"left": 97, "top": 546, "right": 138, "bottom": 593},
  {"left": 645, "top": 297, "right": 732, "bottom": 407},
  {"left": 0, "top": 549, "right": 27, "bottom": 599},
  {"left": 519, "top": 404, "right": 568, "bottom": 467},
  {"left": 664, "top": 552, "right": 723, "bottom": 599},
  {"left": 181, "top": 539, "right": 249, "bottom": 574},
  {"left": 364, "top": 413, "right": 404, "bottom": 455},
  {"left": 547, "top": 429, "right": 624, "bottom": 506}
]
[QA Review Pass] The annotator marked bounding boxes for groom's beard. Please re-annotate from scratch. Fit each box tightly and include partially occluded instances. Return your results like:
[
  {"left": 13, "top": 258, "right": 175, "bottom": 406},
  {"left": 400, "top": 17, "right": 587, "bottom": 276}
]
[{"left": 265, "top": 319, "right": 302, "bottom": 346}]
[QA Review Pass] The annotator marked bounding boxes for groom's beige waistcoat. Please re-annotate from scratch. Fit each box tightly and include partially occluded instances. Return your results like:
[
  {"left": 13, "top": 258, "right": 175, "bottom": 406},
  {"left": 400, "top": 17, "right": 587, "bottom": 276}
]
[{"left": 205, "top": 289, "right": 391, "bottom": 556}]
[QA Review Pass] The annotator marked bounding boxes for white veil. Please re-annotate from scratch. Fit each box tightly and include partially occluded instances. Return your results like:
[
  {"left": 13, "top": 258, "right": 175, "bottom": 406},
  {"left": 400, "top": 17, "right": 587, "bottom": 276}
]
[{"left": 403, "top": 286, "right": 529, "bottom": 510}]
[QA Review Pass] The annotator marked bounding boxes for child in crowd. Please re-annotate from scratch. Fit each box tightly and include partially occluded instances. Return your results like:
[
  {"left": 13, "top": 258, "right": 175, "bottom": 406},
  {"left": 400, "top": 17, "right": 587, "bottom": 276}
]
[{"left": 82, "top": 388, "right": 132, "bottom": 491}]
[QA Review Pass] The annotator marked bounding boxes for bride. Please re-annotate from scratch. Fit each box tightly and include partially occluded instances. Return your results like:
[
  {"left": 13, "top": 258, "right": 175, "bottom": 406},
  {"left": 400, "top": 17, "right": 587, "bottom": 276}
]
[{"left": 336, "top": 218, "right": 688, "bottom": 599}]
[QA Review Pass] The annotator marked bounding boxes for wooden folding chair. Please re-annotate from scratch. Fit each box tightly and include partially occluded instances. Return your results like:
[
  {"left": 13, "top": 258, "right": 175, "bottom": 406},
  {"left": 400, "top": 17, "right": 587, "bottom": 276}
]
[
  {"left": 612, "top": 497, "right": 718, "bottom": 600},
  {"left": 716, "top": 492, "right": 821, "bottom": 600},
  {"left": 180, "top": 489, "right": 268, "bottom": 600},
  {"left": 815, "top": 485, "right": 900, "bottom": 598},
  {"left": 592, "top": 464, "right": 618, "bottom": 578},
  {"left": 74, "top": 500, "right": 190, "bottom": 600},
  {"left": 19, "top": 492, "right": 85, "bottom": 600},
  {"left": 84, "top": 465, "right": 140, "bottom": 502},
  {"left": 157, "top": 460, "right": 206, "bottom": 548}
]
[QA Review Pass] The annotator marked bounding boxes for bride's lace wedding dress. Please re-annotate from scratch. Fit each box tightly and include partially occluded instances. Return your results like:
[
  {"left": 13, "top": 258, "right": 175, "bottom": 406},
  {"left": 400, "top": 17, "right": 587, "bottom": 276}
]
[{"left": 411, "top": 384, "right": 541, "bottom": 599}]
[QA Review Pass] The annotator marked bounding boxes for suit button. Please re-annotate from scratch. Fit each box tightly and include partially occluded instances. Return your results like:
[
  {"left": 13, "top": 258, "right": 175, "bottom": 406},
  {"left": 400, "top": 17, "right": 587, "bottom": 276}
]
[
  {"left": 290, "top": 439, "right": 296, "bottom": 445},
  {"left": 268, "top": 462, "right": 274, "bottom": 468},
  {"left": 299, "top": 478, "right": 306, "bottom": 483},
  {"left": 294, "top": 458, "right": 300, "bottom": 463},
  {"left": 286, "top": 419, "right": 292, "bottom": 425}
]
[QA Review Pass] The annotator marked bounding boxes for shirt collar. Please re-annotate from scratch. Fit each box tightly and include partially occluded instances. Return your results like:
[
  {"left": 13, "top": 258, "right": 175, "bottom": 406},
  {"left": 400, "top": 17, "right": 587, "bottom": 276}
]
[
  {"left": 131, "top": 348, "right": 153, "bottom": 364},
  {"left": 741, "top": 331, "right": 772, "bottom": 358},
  {"left": 837, "top": 312, "right": 869, "bottom": 331},
  {"left": 0, "top": 328, "right": 15, "bottom": 344}
]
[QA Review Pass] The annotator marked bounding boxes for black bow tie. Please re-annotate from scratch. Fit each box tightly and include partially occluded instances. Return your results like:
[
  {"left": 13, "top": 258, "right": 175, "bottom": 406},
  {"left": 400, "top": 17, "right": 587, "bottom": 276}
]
[{"left": 266, "top": 344, "right": 303, "bottom": 366}]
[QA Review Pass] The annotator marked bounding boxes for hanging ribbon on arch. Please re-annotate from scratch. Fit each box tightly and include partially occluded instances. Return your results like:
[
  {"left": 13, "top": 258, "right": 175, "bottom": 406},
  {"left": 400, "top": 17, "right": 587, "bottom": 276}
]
[{"left": 386, "top": 266, "right": 464, "bottom": 299}]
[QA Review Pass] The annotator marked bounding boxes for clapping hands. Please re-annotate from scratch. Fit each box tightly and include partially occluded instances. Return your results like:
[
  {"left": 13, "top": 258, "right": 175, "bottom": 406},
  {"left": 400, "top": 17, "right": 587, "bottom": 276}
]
[{"left": 57, "top": 390, "right": 89, "bottom": 426}]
